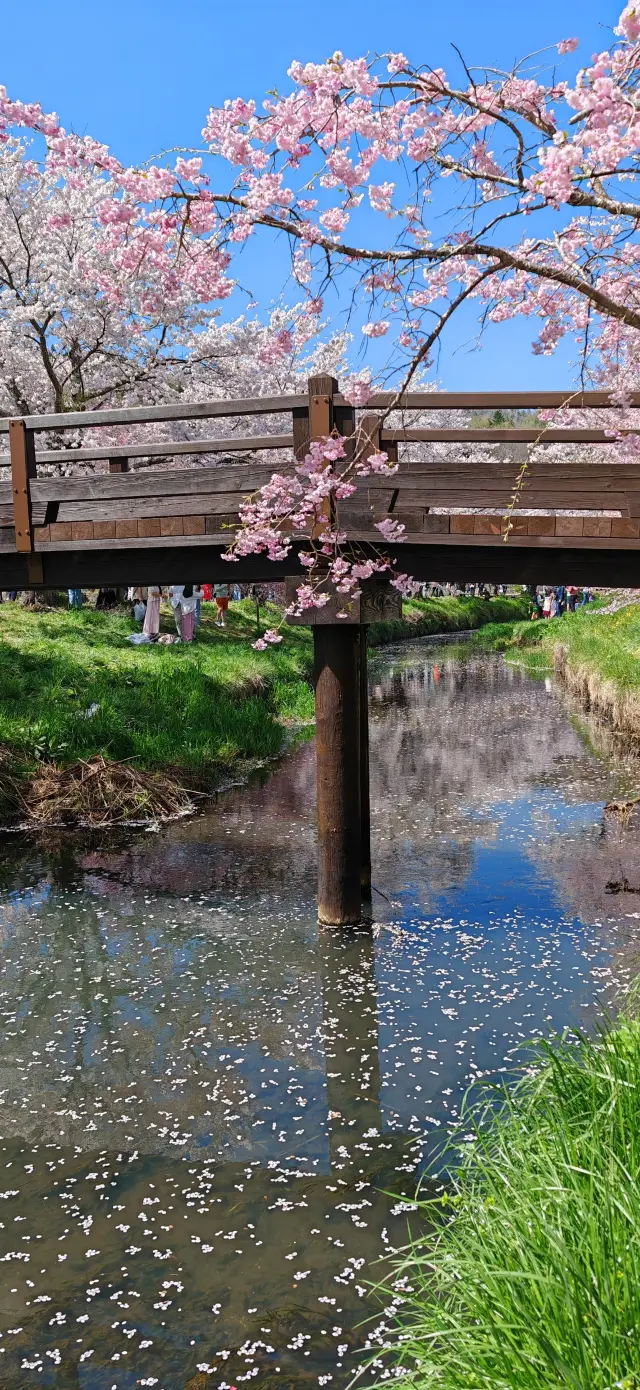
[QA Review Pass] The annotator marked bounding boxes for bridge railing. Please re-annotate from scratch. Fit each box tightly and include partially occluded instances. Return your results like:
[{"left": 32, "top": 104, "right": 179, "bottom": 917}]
[{"left": 2, "top": 378, "right": 640, "bottom": 583}]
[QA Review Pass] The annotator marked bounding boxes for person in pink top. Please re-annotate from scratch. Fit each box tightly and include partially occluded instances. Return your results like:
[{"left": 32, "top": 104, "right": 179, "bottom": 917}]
[{"left": 143, "top": 585, "right": 161, "bottom": 640}]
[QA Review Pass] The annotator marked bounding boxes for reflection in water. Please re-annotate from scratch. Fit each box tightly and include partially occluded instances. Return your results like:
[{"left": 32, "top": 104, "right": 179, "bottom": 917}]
[{"left": 0, "top": 646, "right": 637, "bottom": 1387}]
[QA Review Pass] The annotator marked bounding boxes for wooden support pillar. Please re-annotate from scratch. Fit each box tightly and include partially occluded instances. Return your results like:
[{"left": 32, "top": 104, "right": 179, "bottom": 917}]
[
  {"left": 314, "top": 623, "right": 362, "bottom": 927},
  {"left": 359, "top": 626, "right": 371, "bottom": 899}
]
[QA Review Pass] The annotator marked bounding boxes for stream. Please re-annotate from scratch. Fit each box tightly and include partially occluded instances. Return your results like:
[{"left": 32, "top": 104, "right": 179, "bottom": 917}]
[{"left": 0, "top": 641, "right": 638, "bottom": 1389}]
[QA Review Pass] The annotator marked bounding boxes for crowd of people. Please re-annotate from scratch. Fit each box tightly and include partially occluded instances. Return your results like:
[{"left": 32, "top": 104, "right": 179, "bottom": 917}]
[
  {"left": 424, "top": 581, "right": 511, "bottom": 598},
  {"left": 131, "top": 584, "right": 233, "bottom": 643},
  {"left": 529, "top": 585, "right": 594, "bottom": 619}
]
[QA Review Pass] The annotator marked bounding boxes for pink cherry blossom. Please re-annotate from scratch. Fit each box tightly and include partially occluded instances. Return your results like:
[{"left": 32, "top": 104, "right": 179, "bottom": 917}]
[{"left": 362, "top": 322, "right": 390, "bottom": 338}]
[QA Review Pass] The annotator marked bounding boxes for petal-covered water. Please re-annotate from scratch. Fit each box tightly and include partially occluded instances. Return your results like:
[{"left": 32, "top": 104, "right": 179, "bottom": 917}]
[{"left": 0, "top": 644, "right": 637, "bottom": 1389}]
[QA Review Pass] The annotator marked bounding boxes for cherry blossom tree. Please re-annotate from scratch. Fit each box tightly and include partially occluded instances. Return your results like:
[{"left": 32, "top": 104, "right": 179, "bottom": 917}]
[{"left": 0, "top": 123, "right": 345, "bottom": 426}]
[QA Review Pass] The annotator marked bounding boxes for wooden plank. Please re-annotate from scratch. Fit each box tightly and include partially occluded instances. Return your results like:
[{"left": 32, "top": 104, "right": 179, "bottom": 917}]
[
  {"left": 363, "top": 488, "right": 629, "bottom": 510},
  {"left": 381, "top": 428, "right": 621, "bottom": 444},
  {"left": 2, "top": 388, "right": 639, "bottom": 440},
  {"left": 583, "top": 517, "right": 613, "bottom": 537},
  {"left": 115, "top": 520, "right": 138, "bottom": 539},
  {"left": 37, "top": 532, "right": 233, "bottom": 551},
  {"left": 292, "top": 406, "right": 310, "bottom": 462},
  {"left": 527, "top": 516, "right": 557, "bottom": 535},
  {"left": 71, "top": 521, "right": 94, "bottom": 542},
  {"left": 0, "top": 433, "right": 293, "bottom": 469},
  {"left": 555, "top": 517, "right": 585, "bottom": 537},
  {"left": 0, "top": 397, "right": 306, "bottom": 434},
  {"left": 93, "top": 521, "right": 116, "bottom": 541},
  {"left": 137, "top": 518, "right": 162, "bottom": 538},
  {"left": 364, "top": 466, "right": 640, "bottom": 490},
  {"left": 342, "top": 529, "right": 640, "bottom": 549},
  {"left": 56, "top": 492, "right": 253, "bottom": 522},
  {"left": 335, "top": 390, "right": 640, "bottom": 411},
  {"left": 30, "top": 463, "right": 274, "bottom": 504},
  {"left": 474, "top": 516, "right": 505, "bottom": 535}
]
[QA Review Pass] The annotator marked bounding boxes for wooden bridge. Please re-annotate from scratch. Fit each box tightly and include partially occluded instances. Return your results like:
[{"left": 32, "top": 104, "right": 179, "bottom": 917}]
[{"left": 1, "top": 373, "right": 639, "bottom": 926}]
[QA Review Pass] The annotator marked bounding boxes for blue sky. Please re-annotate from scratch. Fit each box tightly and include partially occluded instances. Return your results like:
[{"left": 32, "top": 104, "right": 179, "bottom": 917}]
[{"left": 2, "top": 0, "right": 623, "bottom": 389}]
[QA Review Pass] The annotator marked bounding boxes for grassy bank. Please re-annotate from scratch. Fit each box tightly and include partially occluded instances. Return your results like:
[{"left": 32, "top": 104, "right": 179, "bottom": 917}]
[
  {"left": 368, "top": 593, "right": 528, "bottom": 644},
  {"left": 470, "top": 602, "right": 640, "bottom": 741},
  {"left": 381, "top": 1018, "right": 640, "bottom": 1389},
  {"left": 0, "top": 600, "right": 313, "bottom": 785},
  {"left": 0, "top": 592, "right": 527, "bottom": 823}
]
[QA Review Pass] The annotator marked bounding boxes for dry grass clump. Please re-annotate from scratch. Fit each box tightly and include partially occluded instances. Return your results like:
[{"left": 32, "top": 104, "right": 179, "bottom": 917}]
[{"left": 23, "top": 754, "right": 196, "bottom": 826}]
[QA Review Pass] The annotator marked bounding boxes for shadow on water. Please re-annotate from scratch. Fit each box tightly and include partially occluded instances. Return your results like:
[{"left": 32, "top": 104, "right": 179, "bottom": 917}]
[{"left": 0, "top": 644, "right": 638, "bottom": 1385}]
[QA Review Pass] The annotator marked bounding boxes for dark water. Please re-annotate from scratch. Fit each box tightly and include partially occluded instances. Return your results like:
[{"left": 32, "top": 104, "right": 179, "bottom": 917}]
[{"left": 0, "top": 645, "right": 638, "bottom": 1389}]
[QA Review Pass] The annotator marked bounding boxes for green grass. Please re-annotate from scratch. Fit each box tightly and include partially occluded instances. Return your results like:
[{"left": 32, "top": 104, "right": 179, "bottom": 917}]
[
  {"left": 380, "top": 1019, "right": 640, "bottom": 1390},
  {"left": 368, "top": 594, "right": 529, "bottom": 645},
  {"left": 0, "top": 593, "right": 528, "bottom": 798},
  {"left": 0, "top": 599, "right": 315, "bottom": 783},
  {"left": 468, "top": 601, "right": 640, "bottom": 698}
]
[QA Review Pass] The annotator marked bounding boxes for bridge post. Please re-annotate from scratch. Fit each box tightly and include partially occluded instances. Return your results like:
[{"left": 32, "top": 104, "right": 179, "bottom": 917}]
[
  {"left": 359, "top": 625, "right": 371, "bottom": 902},
  {"left": 305, "top": 376, "right": 363, "bottom": 926},
  {"left": 314, "top": 622, "right": 362, "bottom": 926}
]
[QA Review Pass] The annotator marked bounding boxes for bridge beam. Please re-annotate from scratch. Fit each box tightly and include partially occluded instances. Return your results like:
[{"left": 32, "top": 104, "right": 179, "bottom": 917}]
[{"left": 314, "top": 624, "right": 362, "bottom": 926}]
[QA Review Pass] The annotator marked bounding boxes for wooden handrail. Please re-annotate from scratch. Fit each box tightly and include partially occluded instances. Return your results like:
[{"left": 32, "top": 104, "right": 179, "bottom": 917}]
[
  {"left": 1, "top": 386, "right": 640, "bottom": 437},
  {"left": 0, "top": 395, "right": 307, "bottom": 434},
  {"left": 380, "top": 428, "right": 621, "bottom": 444},
  {"left": 338, "top": 390, "right": 640, "bottom": 411},
  {"left": 0, "top": 432, "right": 294, "bottom": 468}
]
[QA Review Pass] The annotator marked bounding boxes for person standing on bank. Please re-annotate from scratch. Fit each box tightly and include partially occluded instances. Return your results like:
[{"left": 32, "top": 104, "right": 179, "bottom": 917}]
[
  {"left": 143, "top": 585, "right": 161, "bottom": 640},
  {"left": 169, "top": 584, "right": 184, "bottom": 636},
  {"left": 180, "top": 584, "right": 197, "bottom": 642},
  {"left": 214, "top": 583, "right": 230, "bottom": 627}
]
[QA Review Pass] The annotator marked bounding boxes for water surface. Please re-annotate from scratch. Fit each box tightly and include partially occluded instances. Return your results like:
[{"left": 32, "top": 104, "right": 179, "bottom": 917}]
[{"left": 0, "top": 645, "right": 638, "bottom": 1389}]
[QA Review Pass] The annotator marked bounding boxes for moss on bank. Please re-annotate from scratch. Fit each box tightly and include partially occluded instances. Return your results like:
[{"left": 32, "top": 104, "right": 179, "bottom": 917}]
[{"left": 0, "top": 592, "right": 527, "bottom": 823}]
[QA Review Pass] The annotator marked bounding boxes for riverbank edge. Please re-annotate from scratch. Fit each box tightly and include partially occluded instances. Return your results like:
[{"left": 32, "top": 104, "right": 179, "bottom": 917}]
[
  {"left": 467, "top": 602, "right": 640, "bottom": 749},
  {"left": 378, "top": 1013, "right": 640, "bottom": 1389},
  {"left": 0, "top": 594, "right": 528, "bottom": 827}
]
